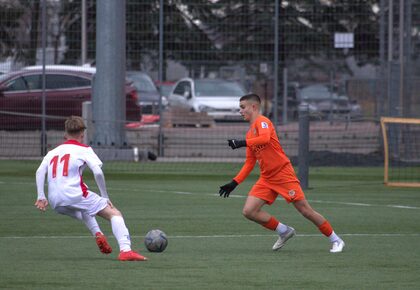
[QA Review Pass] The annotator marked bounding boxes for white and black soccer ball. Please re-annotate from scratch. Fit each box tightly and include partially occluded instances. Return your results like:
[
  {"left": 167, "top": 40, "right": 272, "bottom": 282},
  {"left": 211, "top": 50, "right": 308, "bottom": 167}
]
[{"left": 144, "top": 229, "right": 168, "bottom": 252}]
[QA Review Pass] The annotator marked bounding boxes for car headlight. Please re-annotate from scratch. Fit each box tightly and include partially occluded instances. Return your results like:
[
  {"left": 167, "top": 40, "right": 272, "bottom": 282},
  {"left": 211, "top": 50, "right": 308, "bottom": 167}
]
[
  {"left": 351, "top": 104, "right": 361, "bottom": 111},
  {"left": 301, "top": 101, "right": 318, "bottom": 113},
  {"left": 161, "top": 96, "right": 168, "bottom": 106}
]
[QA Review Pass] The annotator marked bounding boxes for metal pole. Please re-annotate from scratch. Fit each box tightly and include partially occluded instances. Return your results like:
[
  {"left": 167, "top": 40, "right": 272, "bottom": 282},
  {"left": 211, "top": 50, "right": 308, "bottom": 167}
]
[
  {"left": 298, "top": 104, "right": 309, "bottom": 189},
  {"left": 93, "top": 0, "right": 126, "bottom": 147},
  {"left": 282, "top": 67, "right": 288, "bottom": 124},
  {"left": 388, "top": 0, "right": 393, "bottom": 63},
  {"left": 273, "top": 0, "right": 279, "bottom": 128},
  {"left": 41, "top": 0, "right": 47, "bottom": 156},
  {"left": 81, "top": 0, "right": 87, "bottom": 65},
  {"left": 379, "top": 0, "right": 385, "bottom": 118},
  {"left": 387, "top": 0, "right": 394, "bottom": 117},
  {"left": 158, "top": 0, "right": 164, "bottom": 156},
  {"left": 398, "top": 0, "right": 404, "bottom": 117}
]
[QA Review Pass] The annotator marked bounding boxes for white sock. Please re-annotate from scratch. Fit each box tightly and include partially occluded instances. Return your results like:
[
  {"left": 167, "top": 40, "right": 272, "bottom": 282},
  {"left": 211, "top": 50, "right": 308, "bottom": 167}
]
[
  {"left": 328, "top": 231, "right": 341, "bottom": 243},
  {"left": 110, "top": 216, "right": 131, "bottom": 252},
  {"left": 81, "top": 212, "right": 101, "bottom": 236},
  {"left": 275, "top": 223, "right": 289, "bottom": 235}
]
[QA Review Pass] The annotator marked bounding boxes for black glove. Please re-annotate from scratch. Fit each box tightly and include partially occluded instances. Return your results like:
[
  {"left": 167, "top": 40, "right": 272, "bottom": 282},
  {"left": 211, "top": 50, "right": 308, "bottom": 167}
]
[
  {"left": 219, "top": 180, "right": 238, "bottom": 198},
  {"left": 228, "top": 139, "right": 247, "bottom": 150}
]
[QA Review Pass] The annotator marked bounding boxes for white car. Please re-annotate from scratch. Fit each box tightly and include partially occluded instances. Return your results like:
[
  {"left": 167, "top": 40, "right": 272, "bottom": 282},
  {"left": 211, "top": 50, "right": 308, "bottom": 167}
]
[{"left": 168, "top": 78, "right": 247, "bottom": 120}]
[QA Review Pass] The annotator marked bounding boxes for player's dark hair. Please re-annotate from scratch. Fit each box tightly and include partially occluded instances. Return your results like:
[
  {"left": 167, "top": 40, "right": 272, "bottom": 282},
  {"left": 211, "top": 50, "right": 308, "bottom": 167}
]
[
  {"left": 240, "top": 93, "right": 261, "bottom": 104},
  {"left": 65, "top": 116, "right": 86, "bottom": 136}
]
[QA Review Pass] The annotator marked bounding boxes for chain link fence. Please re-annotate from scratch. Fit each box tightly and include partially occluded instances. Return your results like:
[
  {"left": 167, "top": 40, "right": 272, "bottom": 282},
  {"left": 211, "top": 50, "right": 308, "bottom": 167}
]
[{"left": 0, "top": 0, "right": 419, "bottom": 169}]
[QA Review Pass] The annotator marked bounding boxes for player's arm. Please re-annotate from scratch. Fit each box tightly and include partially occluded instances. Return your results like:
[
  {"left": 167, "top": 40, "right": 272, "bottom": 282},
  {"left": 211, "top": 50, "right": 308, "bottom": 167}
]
[
  {"left": 91, "top": 164, "right": 110, "bottom": 200},
  {"left": 228, "top": 130, "right": 270, "bottom": 149},
  {"left": 233, "top": 148, "right": 257, "bottom": 184},
  {"left": 35, "top": 160, "right": 49, "bottom": 211},
  {"left": 245, "top": 130, "right": 270, "bottom": 147},
  {"left": 85, "top": 148, "right": 112, "bottom": 204},
  {"left": 219, "top": 148, "right": 256, "bottom": 197}
]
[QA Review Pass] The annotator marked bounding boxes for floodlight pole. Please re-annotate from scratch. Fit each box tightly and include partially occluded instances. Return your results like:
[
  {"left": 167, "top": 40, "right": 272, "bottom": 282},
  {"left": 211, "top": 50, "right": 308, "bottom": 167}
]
[
  {"left": 157, "top": 0, "right": 164, "bottom": 156},
  {"left": 93, "top": 0, "right": 127, "bottom": 148},
  {"left": 273, "top": 0, "right": 279, "bottom": 128},
  {"left": 81, "top": 0, "right": 87, "bottom": 65},
  {"left": 40, "top": 0, "right": 47, "bottom": 156}
]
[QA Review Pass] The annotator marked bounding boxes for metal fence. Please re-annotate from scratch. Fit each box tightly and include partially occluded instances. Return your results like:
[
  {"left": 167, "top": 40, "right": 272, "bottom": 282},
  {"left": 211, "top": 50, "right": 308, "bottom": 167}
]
[{"left": 0, "top": 0, "right": 419, "bottom": 169}]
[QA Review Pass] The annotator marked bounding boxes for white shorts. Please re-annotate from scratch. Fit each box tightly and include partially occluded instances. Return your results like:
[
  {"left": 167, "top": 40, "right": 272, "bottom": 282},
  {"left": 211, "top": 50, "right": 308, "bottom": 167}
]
[{"left": 55, "top": 190, "right": 109, "bottom": 217}]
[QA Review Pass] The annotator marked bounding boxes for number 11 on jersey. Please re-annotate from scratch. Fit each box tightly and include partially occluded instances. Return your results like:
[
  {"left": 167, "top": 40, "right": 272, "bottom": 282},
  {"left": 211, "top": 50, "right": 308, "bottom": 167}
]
[{"left": 50, "top": 154, "right": 70, "bottom": 178}]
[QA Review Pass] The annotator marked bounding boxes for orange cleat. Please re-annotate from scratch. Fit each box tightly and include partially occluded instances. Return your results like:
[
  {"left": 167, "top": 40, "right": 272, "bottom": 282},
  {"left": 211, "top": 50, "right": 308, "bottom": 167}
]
[
  {"left": 95, "top": 232, "right": 113, "bottom": 254},
  {"left": 118, "top": 250, "right": 148, "bottom": 261}
]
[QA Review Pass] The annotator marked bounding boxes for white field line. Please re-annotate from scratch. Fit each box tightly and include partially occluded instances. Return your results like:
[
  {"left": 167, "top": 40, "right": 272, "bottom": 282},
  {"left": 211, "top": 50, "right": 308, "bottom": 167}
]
[
  {"left": 1, "top": 233, "right": 420, "bottom": 240},
  {"left": 2, "top": 180, "right": 419, "bottom": 210},
  {"left": 146, "top": 189, "right": 420, "bottom": 210}
]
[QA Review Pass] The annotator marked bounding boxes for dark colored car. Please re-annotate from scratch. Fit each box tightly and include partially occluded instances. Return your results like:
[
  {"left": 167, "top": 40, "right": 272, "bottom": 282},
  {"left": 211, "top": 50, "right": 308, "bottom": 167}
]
[
  {"left": 271, "top": 82, "right": 300, "bottom": 121},
  {"left": 0, "top": 65, "right": 141, "bottom": 130},
  {"left": 298, "top": 84, "right": 361, "bottom": 119},
  {"left": 126, "top": 71, "right": 167, "bottom": 115}
]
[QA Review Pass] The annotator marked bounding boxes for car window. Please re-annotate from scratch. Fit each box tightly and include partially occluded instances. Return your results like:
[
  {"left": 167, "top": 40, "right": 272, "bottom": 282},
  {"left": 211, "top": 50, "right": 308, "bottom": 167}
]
[
  {"left": 159, "top": 84, "right": 173, "bottom": 96},
  {"left": 23, "top": 75, "right": 41, "bottom": 90},
  {"left": 173, "top": 81, "right": 191, "bottom": 95},
  {"left": 5, "top": 77, "right": 28, "bottom": 91},
  {"left": 127, "top": 74, "right": 158, "bottom": 93},
  {"left": 194, "top": 80, "right": 245, "bottom": 97},
  {"left": 46, "top": 74, "right": 91, "bottom": 89}
]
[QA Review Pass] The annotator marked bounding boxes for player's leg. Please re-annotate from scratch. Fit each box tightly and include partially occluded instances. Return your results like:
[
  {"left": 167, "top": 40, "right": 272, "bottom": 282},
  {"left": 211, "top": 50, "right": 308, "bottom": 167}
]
[
  {"left": 81, "top": 212, "right": 112, "bottom": 254},
  {"left": 55, "top": 206, "right": 112, "bottom": 254},
  {"left": 242, "top": 195, "right": 295, "bottom": 250},
  {"left": 97, "top": 205, "right": 147, "bottom": 261},
  {"left": 242, "top": 195, "right": 271, "bottom": 224},
  {"left": 55, "top": 206, "right": 101, "bottom": 235},
  {"left": 293, "top": 199, "right": 345, "bottom": 253}
]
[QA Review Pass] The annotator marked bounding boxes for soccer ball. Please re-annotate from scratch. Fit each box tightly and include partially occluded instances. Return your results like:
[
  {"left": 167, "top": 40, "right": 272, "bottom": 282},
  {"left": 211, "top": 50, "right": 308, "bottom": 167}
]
[{"left": 144, "top": 229, "right": 168, "bottom": 252}]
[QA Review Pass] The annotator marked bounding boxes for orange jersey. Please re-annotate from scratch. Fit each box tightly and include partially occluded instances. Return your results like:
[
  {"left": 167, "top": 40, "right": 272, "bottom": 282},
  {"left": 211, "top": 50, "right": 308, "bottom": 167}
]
[{"left": 233, "top": 115, "right": 299, "bottom": 184}]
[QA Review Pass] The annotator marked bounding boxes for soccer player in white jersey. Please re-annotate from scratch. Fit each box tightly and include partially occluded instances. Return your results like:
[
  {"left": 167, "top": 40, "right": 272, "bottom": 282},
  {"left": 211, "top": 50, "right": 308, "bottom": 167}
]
[{"left": 35, "top": 116, "right": 147, "bottom": 261}]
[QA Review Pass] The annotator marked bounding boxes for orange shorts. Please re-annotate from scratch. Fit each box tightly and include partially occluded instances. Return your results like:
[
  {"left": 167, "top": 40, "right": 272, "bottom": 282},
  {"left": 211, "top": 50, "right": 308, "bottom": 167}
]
[{"left": 248, "top": 179, "right": 305, "bottom": 205}]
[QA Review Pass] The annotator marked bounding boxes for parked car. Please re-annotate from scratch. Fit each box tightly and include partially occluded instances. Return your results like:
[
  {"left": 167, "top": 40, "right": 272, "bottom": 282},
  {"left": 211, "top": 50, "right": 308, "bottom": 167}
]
[
  {"left": 126, "top": 71, "right": 167, "bottom": 115},
  {"left": 0, "top": 65, "right": 141, "bottom": 130},
  {"left": 298, "top": 84, "right": 362, "bottom": 119},
  {"left": 155, "top": 80, "right": 175, "bottom": 100},
  {"left": 270, "top": 82, "right": 301, "bottom": 121},
  {"left": 168, "top": 78, "right": 247, "bottom": 121}
]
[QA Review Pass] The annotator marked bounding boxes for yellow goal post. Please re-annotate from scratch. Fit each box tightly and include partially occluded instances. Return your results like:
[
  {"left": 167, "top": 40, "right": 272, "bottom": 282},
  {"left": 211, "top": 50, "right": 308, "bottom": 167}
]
[{"left": 380, "top": 117, "right": 420, "bottom": 187}]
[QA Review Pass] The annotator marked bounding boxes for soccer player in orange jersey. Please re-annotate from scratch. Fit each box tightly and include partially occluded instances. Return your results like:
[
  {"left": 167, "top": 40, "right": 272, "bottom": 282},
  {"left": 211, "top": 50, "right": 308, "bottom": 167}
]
[{"left": 219, "top": 94, "right": 345, "bottom": 253}]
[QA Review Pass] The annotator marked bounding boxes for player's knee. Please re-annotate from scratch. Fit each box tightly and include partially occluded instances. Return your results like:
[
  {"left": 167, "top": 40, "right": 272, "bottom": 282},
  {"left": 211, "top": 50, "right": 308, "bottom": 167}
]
[
  {"left": 110, "top": 207, "right": 122, "bottom": 217},
  {"left": 242, "top": 207, "right": 256, "bottom": 220}
]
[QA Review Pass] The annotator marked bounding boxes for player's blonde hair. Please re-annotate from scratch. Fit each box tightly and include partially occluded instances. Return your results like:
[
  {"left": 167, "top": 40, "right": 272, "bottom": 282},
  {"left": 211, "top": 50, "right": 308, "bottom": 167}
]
[{"left": 65, "top": 116, "right": 86, "bottom": 136}]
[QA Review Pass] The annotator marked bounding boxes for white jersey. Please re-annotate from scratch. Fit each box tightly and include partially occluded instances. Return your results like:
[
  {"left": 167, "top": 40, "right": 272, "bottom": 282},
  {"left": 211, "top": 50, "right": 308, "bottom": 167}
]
[{"left": 36, "top": 140, "right": 103, "bottom": 209}]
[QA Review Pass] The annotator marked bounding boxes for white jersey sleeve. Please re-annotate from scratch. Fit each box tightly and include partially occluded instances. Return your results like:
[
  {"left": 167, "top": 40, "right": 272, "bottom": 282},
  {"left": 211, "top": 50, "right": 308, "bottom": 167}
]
[
  {"left": 84, "top": 147, "right": 103, "bottom": 170},
  {"left": 35, "top": 158, "right": 48, "bottom": 200}
]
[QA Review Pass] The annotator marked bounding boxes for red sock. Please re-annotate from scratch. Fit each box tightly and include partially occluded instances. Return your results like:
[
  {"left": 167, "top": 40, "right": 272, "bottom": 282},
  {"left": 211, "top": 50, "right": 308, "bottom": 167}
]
[
  {"left": 262, "top": 216, "right": 279, "bottom": 231},
  {"left": 318, "top": 220, "right": 333, "bottom": 237}
]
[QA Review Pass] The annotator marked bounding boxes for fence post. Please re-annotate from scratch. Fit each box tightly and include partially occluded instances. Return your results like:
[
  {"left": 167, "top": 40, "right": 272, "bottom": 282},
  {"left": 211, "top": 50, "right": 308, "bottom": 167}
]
[
  {"left": 298, "top": 104, "right": 309, "bottom": 189},
  {"left": 82, "top": 101, "right": 93, "bottom": 145}
]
